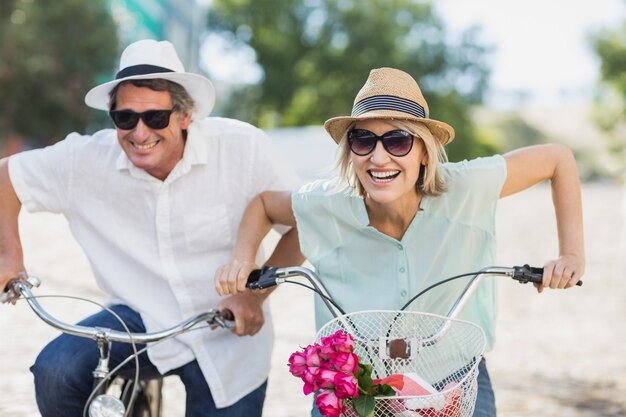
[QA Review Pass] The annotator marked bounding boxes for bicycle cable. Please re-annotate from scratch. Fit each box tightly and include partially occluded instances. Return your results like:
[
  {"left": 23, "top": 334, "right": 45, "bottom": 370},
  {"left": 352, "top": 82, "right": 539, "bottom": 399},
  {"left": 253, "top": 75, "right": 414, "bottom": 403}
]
[
  {"left": 399, "top": 270, "right": 507, "bottom": 311},
  {"left": 283, "top": 279, "right": 346, "bottom": 316}
]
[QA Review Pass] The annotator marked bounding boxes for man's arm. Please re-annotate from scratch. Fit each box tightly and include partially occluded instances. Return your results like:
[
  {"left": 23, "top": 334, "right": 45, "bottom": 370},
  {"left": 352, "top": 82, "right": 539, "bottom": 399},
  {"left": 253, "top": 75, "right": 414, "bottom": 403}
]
[{"left": 0, "top": 157, "right": 26, "bottom": 292}]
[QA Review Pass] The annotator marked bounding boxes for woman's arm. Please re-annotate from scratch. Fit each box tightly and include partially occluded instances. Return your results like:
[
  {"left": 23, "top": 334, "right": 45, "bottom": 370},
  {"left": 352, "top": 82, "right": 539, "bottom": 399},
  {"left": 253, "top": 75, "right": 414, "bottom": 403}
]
[
  {"left": 214, "top": 190, "right": 296, "bottom": 296},
  {"left": 501, "top": 144, "right": 585, "bottom": 292}
]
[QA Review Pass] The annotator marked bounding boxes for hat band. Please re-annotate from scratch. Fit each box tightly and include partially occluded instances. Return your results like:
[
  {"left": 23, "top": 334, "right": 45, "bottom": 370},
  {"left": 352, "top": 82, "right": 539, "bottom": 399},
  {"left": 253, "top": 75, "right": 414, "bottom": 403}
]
[
  {"left": 116, "top": 64, "right": 175, "bottom": 80},
  {"left": 352, "top": 95, "right": 428, "bottom": 118}
]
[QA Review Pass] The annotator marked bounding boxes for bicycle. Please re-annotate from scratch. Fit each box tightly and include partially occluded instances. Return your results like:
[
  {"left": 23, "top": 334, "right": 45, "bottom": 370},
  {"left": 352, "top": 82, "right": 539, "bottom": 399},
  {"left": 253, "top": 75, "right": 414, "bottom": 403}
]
[
  {"left": 1, "top": 273, "right": 235, "bottom": 417},
  {"left": 245, "top": 264, "right": 582, "bottom": 417}
]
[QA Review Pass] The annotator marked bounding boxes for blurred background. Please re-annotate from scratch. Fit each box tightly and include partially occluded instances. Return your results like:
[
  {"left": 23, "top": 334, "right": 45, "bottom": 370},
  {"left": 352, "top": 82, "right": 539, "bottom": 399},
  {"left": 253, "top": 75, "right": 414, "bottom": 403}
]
[
  {"left": 1, "top": 0, "right": 625, "bottom": 180},
  {"left": 1, "top": 0, "right": 625, "bottom": 416}
]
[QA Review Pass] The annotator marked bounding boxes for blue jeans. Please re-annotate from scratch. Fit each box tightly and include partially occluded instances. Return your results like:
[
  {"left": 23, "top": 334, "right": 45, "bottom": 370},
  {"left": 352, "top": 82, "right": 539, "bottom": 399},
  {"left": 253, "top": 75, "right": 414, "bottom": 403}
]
[
  {"left": 30, "top": 304, "right": 267, "bottom": 417},
  {"left": 310, "top": 358, "right": 495, "bottom": 417},
  {"left": 473, "top": 358, "right": 496, "bottom": 417}
]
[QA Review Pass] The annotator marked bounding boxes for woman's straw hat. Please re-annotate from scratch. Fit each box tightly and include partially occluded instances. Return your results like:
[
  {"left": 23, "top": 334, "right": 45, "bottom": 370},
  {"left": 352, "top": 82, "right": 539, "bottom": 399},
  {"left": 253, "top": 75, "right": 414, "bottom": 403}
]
[
  {"left": 324, "top": 67, "right": 455, "bottom": 145},
  {"left": 85, "top": 39, "right": 215, "bottom": 119}
]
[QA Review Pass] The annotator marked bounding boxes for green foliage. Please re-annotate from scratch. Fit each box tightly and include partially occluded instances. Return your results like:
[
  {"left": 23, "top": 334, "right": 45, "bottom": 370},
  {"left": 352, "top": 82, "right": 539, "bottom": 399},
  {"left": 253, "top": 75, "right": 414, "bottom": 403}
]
[
  {"left": 207, "top": 0, "right": 494, "bottom": 160},
  {"left": 495, "top": 114, "right": 549, "bottom": 151},
  {"left": 590, "top": 21, "right": 626, "bottom": 170},
  {"left": 592, "top": 23, "right": 626, "bottom": 94},
  {"left": 351, "top": 362, "right": 393, "bottom": 417},
  {"left": 0, "top": 0, "right": 118, "bottom": 146}
]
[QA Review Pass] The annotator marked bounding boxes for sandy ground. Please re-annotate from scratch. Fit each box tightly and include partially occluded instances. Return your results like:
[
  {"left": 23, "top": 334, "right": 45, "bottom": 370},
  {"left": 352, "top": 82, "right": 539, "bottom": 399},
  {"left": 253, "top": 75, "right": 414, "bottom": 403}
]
[{"left": 0, "top": 182, "right": 625, "bottom": 416}]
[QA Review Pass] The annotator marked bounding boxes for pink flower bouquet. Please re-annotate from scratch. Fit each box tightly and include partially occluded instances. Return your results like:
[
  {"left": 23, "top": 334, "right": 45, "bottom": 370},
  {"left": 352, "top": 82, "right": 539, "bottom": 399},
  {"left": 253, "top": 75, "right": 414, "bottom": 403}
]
[{"left": 288, "top": 330, "right": 395, "bottom": 417}]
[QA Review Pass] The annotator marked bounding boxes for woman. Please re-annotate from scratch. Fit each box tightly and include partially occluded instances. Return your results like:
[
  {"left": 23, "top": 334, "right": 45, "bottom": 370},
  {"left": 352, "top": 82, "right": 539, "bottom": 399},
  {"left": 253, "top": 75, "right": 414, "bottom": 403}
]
[{"left": 215, "top": 67, "right": 585, "bottom": 416}]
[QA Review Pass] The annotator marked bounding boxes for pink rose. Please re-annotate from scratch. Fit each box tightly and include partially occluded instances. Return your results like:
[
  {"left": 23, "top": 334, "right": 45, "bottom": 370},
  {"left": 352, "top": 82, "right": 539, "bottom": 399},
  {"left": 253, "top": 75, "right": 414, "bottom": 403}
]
[
  {"left": 326, "top": 330, "right": 355, "bottom": 353},
  {"left": 304, "top": 345, "right": 322, "bottom": 367},
  {"left": 334, "top": 372, "right": 359, "bottom": 399},
  {"left": 288, "top": 351, "right": 307, "bottom": 378},
  {"left": 330, "top": 352, "right": 358, "bottom": 374},
  {"left": 318, "top": 340, "right": 335, "bottom": 360},
  {"left": 316, "top": 391, "right": 345, "bottom": 417},
  {"left": 302, "top": 367, "right": 321, "bottom": 395},
  {"left": 317, "top": 368, "right": 339, "bottom": 389}
]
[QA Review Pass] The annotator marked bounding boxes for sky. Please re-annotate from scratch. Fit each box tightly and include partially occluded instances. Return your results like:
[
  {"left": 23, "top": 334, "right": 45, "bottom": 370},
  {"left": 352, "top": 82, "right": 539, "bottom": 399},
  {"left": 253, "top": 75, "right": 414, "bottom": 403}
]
[{"left": 435, "top": 0, "right": 626, "bottom": 108}]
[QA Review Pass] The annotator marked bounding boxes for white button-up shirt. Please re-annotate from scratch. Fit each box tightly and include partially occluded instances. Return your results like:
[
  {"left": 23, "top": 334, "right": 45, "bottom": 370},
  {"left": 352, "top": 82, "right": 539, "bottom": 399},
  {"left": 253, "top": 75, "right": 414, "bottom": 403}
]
[{"left": 9, "top": 117, "right": 297, "bottom": 407}]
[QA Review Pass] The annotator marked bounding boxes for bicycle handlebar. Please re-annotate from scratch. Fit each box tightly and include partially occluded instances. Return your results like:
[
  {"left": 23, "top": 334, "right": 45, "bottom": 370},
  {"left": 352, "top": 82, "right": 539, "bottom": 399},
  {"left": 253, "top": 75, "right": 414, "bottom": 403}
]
[
  {"left": 246, "top": 264, "right": 582, "bottom": 347},
  {"left": 246, "top": 264, "right": 582, "bottom": 318},
  {"left": 247, "top": 264, "right": 582, "bottom": 290},
  {"left": 1, "top": 276, "right": 236, "bottom": 343}
]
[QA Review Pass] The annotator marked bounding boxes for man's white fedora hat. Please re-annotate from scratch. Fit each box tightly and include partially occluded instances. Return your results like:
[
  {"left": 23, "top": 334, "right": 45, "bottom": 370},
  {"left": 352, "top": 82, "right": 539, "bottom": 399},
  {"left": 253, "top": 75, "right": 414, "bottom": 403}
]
[{"left": 84, "top": 39, "right": 215, "bottom": 119}]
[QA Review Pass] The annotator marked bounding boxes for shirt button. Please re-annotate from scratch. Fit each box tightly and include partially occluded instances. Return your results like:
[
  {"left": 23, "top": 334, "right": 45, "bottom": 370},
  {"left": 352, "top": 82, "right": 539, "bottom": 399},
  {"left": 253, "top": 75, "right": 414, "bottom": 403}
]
[
  {"left": 397, "top": 244, "right": 403, "bottom": 250},
  {"left": 400, "top": 290, "right": 407, "bottom": 297},
  {"left": 399, "top": 267, "right": 406, "bottom": 273}
]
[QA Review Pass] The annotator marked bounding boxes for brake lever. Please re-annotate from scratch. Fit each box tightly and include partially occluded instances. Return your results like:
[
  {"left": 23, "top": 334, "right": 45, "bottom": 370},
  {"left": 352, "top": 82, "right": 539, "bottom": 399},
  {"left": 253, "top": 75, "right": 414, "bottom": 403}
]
[{"left": 1, "top": 273, "right": 41, "bottom": 304}]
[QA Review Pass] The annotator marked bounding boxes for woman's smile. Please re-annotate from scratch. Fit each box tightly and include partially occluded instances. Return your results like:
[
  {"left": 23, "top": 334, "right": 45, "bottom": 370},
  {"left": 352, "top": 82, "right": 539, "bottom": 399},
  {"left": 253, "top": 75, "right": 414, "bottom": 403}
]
[{"left": 368, "top": 169, "right": 401, "bottom": 183}]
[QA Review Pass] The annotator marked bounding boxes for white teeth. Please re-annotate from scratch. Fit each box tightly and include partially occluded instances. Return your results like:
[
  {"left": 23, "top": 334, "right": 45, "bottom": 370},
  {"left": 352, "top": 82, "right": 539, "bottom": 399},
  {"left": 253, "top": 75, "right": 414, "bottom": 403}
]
[
  {"left": 370, "top": 170, "right": 400, "bottom": 179},
  {"left": 133, "top": 141, "right": 158, "bottom": 150}
]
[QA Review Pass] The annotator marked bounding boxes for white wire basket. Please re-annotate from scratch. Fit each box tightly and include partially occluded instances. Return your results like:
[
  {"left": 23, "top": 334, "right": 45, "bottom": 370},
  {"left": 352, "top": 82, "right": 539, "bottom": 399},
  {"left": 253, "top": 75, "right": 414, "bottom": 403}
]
[{"left": 315, "top": 310, "right": 486, "bottom": 417}]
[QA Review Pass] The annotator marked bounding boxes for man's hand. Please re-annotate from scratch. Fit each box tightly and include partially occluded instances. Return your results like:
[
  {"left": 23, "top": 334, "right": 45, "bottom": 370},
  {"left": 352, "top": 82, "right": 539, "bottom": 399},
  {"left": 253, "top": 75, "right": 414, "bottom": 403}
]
[{"left": 218, "top": 291, "right": 267, "bottom": 336}]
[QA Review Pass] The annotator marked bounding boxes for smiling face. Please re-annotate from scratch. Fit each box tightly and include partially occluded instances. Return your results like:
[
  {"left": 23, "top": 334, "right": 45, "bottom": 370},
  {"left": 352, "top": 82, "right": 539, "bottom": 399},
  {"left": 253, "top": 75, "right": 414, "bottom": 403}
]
[
  {"left": 113, "top": 83, "right": 191, "bottom": 180},
  {"left": 350, "top": 119, "right": 427, "bottom": 208}
]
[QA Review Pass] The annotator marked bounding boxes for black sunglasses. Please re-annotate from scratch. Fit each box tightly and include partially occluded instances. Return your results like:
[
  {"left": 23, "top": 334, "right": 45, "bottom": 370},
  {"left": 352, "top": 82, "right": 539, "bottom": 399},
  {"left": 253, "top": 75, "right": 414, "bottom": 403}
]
[
  {"left": 347, "top": 129, "right": 414, "bottom": 157},
  {"left": 109, "top": 106, "right": 178, "bottom": 130}
]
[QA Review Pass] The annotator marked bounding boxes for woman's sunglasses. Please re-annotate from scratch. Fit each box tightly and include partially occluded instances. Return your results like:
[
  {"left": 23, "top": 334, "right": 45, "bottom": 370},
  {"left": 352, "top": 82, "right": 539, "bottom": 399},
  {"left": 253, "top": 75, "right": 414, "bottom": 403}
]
[
  {"left": 347, "top": 129, "right": 414, "bottom": 157},
  {"left": 109, "top": 106, "right": 178, "bottom": 130}
]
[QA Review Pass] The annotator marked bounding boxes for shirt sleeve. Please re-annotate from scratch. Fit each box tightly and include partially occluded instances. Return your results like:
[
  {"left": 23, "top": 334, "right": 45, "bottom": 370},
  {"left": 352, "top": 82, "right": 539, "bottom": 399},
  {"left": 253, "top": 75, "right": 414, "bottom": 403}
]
[
  {"left": 246, "top": 126, "right": 301, "bottom": 195},
  {"left": 8, "top": 133, "right": 84, "bottom": 214},
  {"left": 427, "top": 155, "right": 507, "bottom": 232},
  {"left": 291, "top": 178, "right": 353, "bottom": 261}
]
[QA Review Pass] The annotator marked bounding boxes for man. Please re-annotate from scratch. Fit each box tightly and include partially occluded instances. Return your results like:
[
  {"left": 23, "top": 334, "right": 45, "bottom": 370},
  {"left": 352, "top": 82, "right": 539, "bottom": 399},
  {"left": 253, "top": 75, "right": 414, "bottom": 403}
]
[{"left": 0, "top": 39, "right": 303, "bottom": 416}]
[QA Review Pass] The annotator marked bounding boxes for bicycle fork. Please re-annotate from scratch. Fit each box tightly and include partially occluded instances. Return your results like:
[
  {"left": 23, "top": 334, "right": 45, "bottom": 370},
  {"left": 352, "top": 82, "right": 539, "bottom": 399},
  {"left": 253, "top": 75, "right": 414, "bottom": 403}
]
[{"left": 88, "top": 335, "right": 126, "bottom": 417}]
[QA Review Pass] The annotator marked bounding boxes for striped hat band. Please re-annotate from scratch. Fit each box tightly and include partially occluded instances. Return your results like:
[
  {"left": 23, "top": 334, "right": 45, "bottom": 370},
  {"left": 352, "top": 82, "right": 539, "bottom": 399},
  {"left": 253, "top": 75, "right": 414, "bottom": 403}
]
[{"left": 351, "top": 95, "right": 429, "bottom": 119}]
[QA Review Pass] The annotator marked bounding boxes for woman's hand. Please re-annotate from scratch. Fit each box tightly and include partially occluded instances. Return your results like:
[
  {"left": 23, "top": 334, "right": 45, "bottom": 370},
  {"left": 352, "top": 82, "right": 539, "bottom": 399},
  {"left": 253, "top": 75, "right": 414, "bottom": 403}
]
[
  {"left": 215, "top": 259, "right": 258, "bottom": 296},
  {"left": 536, "top": 254, "right": 585, "bottom": 293}
]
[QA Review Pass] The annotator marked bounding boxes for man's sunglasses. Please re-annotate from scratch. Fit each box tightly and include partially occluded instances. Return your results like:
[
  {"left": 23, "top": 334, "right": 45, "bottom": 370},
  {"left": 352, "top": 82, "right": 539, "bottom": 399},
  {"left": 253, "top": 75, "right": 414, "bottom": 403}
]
[
  {"left": 347, "top": 129, "right": 414, "bottom": 157},
  {"left": 109, "top": 106, "right": 178, "bottom": 130}
]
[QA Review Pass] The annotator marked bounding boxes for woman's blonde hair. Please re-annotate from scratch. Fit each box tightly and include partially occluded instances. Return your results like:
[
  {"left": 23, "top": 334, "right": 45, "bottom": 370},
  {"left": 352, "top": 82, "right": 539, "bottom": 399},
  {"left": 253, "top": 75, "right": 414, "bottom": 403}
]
[{"left": 336, "top": 120, "right": 448, "bottom": 197}]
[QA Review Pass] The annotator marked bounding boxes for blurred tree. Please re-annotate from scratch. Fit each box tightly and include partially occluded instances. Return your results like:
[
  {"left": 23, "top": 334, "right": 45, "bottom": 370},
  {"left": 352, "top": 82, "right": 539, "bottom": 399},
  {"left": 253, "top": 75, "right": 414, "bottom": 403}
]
[
  {"left": 495, "top": 115, "right": 549, "bottom": 151},
  {"left": 0, "top": 0, "right": 118, "bottom": 150},
  {"left": 590, "top": 21, "right": 626, "bottom": 171},
  {"left": 207, "top": 0, "right": 495, "bottom": 160}
]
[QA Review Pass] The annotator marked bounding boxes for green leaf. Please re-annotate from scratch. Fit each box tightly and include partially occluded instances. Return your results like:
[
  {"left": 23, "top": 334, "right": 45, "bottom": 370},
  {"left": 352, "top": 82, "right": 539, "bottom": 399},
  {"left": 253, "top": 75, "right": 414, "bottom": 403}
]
[
  {"left": 373, "top": 383, "right": 396, "bottom": 397},
  {"left": 358, "top": 375, "right": 373, "bottom": 392},
  {"left": 352, "top": 395, "right": 375, "bottom": 417},
  {"left": 355, "top": 364, "right": 367, "bottom": 378}
]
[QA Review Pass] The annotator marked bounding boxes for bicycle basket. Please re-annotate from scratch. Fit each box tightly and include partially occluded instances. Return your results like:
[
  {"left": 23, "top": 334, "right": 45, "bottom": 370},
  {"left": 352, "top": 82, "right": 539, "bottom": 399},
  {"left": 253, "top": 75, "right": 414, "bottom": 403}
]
[{"left": 315, "top": 311, "right": 486, "bottom": 417}]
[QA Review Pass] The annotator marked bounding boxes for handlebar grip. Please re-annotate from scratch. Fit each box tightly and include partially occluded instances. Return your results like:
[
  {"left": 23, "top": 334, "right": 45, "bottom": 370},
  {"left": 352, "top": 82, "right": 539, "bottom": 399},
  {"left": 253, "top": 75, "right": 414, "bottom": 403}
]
[
  {"left": 246, "top": 267, "right": 279, "bottom": 290},
  {"left": 215, "top": 309, "right": 236, "bottom": 330},
  {"left": 513, "top": 265, "right": 583, "bottom": 286}
]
